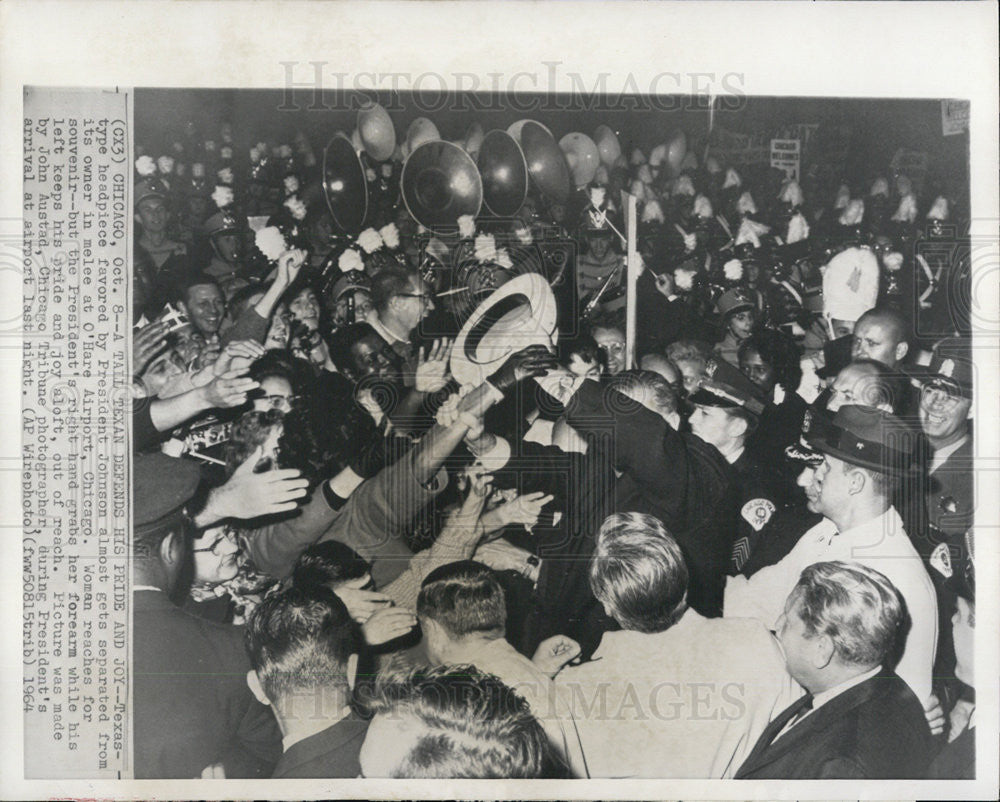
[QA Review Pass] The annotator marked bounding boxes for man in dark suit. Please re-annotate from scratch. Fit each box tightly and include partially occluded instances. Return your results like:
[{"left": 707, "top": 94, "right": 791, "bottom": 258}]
[
  {"left": 245, "top": 584, "right": 369, "bottom": 778},
  {"left": 736, "top": 560, "right": 932, "bottom": 779},
  {"left": 132, "top": 453, "right": 282, "bottom": 779}
]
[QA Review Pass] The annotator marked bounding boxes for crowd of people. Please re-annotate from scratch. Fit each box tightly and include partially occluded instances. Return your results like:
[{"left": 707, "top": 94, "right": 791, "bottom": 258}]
[{"left": 130, "top": 111, "right": 976, "bottom": 780}]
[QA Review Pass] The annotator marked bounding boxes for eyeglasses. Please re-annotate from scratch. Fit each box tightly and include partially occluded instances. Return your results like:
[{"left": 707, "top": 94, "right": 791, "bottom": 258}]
[
  {"left": 261, "top": 394, "right": 298, "bottom": 409},
  {"left": 598, "top": 342, "right": 626, "bottom": 355},
  {"left": 396, "top": 292, "right": 434, "bottom": 304},
  {"left": 192, "top": 532, "right": 238, "bottom": 555}
]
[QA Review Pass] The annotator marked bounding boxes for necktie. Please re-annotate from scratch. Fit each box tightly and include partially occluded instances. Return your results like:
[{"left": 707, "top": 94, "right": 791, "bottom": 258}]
[{"left": 746, "top": 692, "right": 814, "bottom": 764}]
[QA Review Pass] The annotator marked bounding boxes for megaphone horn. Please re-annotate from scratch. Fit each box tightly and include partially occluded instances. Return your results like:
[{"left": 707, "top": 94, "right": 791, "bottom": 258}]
[
  {"left": 322, "top": 133, "right": 369, "bottom": 234},
  {"left": 477, "top": 129, "right": 528, "bottom": 217},
  {"left": 401, "top": 140, "right": 483, "bottom": 234},
  {"left": 357, "top": 101, "right": 396, "bottom": 162},
  {"left": 521, "top": 121, "right": 571, "bottom": 206}
]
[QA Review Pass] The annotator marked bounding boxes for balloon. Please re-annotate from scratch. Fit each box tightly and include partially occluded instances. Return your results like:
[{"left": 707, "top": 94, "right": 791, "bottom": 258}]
[
  {"left": 559, "top": 132, "right": 600, "bottom": 187},
  {"left": 594, "top": 124, "right": 622, "bottom": 166},
  {"left": 357, "top": 101, "right": 395, "bottom": 162}
]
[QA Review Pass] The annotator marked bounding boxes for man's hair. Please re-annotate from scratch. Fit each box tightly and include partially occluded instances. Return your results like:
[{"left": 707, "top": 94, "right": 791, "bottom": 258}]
[
  {"left": 790, "top": 560, "right": 905, "bottom": 668},
  {"left": 589, "top": 512, "right": 689, "bottom": 633},
  {"left": 558, "top": 333, "right": 602, "bottom": 369},
  {"left": 133, "top": 517, "right": 184, "bottom": 565},
  {"left": 292, "top": 540, "right": 371, "bottom": 590},
  {"left": 856, "top": 305, "right": 910, "bottom": 348},
  {"left": 171, "top": 271, "right": 222, "bottom": 306},
  {"left": 666, "top": 338, "right": 713, "bottom": 367},
  {"left": 417, "top": 561, "right": 506, "bottom": 640},
  {"left": 587, "top": 311, "right": 625, "bottom": 338},
  {"left": 364, "top": 664, "right": 548, "bottom": 778},
  {"left": 609, "top": 369, "right": 680, "bottom": 418},
  {"left": 244, "top": 583, "right": 361, "bottom": 703},
  {"left": 371, "top": 266, "right": 419, "bottom": 314},
  {"left": 738, "top": 327, "right": 803, "bottom": 392},
  {"left": 248, "top": 349, "right": 311, "bottom": 395},
  {"left": 224, "top": 408, "right": 283, "bottom": 476}
]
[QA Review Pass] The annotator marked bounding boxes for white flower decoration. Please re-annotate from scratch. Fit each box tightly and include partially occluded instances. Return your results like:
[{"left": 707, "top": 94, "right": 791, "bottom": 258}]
[
  {"left": 641, "top": 200, "right": 665, "bottom": 224},
  {"left": 211, "top": 185, "right": 234, "bottom": 210},
  {"left": 255, "top": 226, "right": 288, "bottom": 262},
  {"left": 682, "top": 232, "right": 698, "bottom": 252},
  {"left": 892, "top": 193, "right": 918, "bottom": 223},
  {"left": 674, "top": 268, "right": 695, "bottom": 291},
  {"left": 839, "top": 199, "right": 865, "bottom": 226},
  {"left": 737, "top": 191, "right": 757, "bottom": 215},
  {"left": 220, "top": 146, "right": 233, "bottom": 161},
  {"left": 338, "top": 248, "right": 364, "bottom": 273},
  {"left": 723, "top": 168, "right": 742, "bottom": 189},
  {"left": 284, "top": 195, "right": 307, "bottom": 221},
  {"left": 589, "top": 186, "right": 607, "bottom": 209},
  {"left": 157, "top": 155, "right": 175, "bottom": 175},
  {"left": 779, "top": 180, "right": 803, "bottom": 207},
  {"left": 474, "top": 234, "right": 498, "bottom": 264},
  {"left": 694, "top": 194, "right": 713, "bottom": 218},
  {"left": 723, "top": 259, "right": 744, "bottom": 281},
  {"left": 249, "top": 146, "right": 262, "bottom": 164},
  {"left": 357, "top": 228, "right": 384, "bottom": 254},
  {"left": 457, "top": 215, "right": 476, "bottom": 239},
  {"left": 204, "top": 139, "right": 217, "bottom": 152},
  {"left": 365, "top": 167, "right": 377, "bottom": 183},
  {"left": 495, "top": 248, "right": 513, "bottom": 269},
  {"left": 283, "top": 175, "right": 300, "bottom": 195},
  {"left": 736, "top": 218, "right": 769, "bottom": 248},
  {"left": 216, "top": 167, "right": 234, "bottom": 185},
  {"left": 514, "top": 226, "right": 533, "bottom": 245},
  {"left": 192, "top": 162, "right": 205, "bottom": 178},
  {"left": 379, "top": 223, "right": 401, "bottom": 249},
  {"left": 883, "top": 252, "right": 904, "bottom": 272},
  {"left": 870, "top": 177, "right": 889, "bottom": 197},
  {"left": 278, "top": 144, "right": 293, "bottom": 158},
  {"left": 927, "top": 196, "right": 949, "bottom": 221},
  {"left": 787, "top": 212, "right": 810, "bottom": 244},
  {"left": 672, "top": 175, "right": 695, "bottom": 197},
  {"left": 135, "top": 155, "right": 157, "bottom": 176}
]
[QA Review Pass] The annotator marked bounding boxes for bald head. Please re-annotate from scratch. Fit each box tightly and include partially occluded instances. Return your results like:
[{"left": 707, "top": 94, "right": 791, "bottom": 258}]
[
  {"left": 639, "top": 353, "right": 682, "bottom": 388},
  {"left": 851, "top": 308, "right": 909, "bottom": 368}
]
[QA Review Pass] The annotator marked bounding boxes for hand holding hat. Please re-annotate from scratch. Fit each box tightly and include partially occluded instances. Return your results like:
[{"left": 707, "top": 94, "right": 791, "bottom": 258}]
[{"left": 487, "top": 344, "right": 558, "bottom": 395}]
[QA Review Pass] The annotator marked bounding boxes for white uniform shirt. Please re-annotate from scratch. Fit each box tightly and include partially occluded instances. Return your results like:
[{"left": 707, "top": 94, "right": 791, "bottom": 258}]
[{"left": 724, "top": 507, "right": 938, "bottom": 703}]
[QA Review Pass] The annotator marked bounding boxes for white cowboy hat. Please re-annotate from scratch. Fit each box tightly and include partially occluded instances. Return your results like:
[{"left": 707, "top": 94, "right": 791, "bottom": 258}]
[{"left": 450, "top": 272, "right": 558, "bottom": 388}]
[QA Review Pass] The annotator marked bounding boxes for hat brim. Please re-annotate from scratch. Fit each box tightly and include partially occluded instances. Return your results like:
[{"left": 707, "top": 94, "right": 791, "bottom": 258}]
[
  {"left": 450, "top": 273, "right": 558, "bottom": 388},
  {"left": 805, "top": 429, "right": 910, "bottom": 474},
  {"left": 902, "top": 365, "right": 973, "bottom": 399}
]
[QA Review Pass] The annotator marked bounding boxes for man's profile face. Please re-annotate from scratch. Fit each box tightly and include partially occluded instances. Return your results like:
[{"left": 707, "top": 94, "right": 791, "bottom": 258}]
[
  {"left": 690, "top": 404, "right": 737, "bottom": 450},
  {"left": 828, "top": 364, "right": 888, "bottom": 412},
  {"left": 851, "top": 316, "right": 903, "bottom": 367},
  {"left": 809, "top": 453, "right": 852, "bottom": 517},
  {"left": 135, "top": 197, "right": 169, "bottom": 234},
  {"left": 183, "top": 283, "right": 225, "bottom": 337},
  {"left": 568, "top": 353, "right": 602, "bottom": 380},
  {"left": 212, "top": 232, "right": 244, "bottom": 264},
  {"left": 776, "top": 595, "right": 817, "bottom": 688}
]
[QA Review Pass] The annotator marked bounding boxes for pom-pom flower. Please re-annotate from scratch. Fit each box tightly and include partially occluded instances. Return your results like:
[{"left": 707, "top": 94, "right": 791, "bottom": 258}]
[
  {"left": 779, "top": 180, "right": 804, "bottom": 207},
  {"left": 674, "top": 268, "right": 695, "bottom": 291},
  {"left": 357, "top": 228, "right": 384, "bottom": 254},
  {"left": 379, "top": 223, "right": 401, "bottom": 249},
  {"left": 883, "top": 252, "right": 904, "bottom": 272},
  {"left": 870, "top": 177, "right": 889, "bottom": 197},
  {"left": 255, "top": 226, "right": 288, "bottom": 262},
  {"left": 211, "top": 185, "right": 235, "bottom": 210},
  {"left": 672, "top": 175, "right": 695, "bottom": 197},
  {"left": 839, "top": 199, "right": 865, "bottom": 226},
  {"left": 157, "top": 155, "right": 175, "bottom": 175},
  {"left": 216, "top": 167, "right": 234, "bottom": 185},
  {"left": 736, "top": 218, "right": 769, "bottom": 248},
  {"left": 457, "top": 215, "right": 476, "bottom": 239},
  {"left": 220, "top": 145, "right": 233, "bottom": 161},
  {"left": 927, "top": 196, "right": 949, "bottom": 221},
  {"left": 249, "top": 146, "right": 263, "bottom": 164},
  {"left": 694, "top": 194, "right": 714, "bottom": 218},
  {"left": 589, "top": 186, "right": 607, "bottom": 209},
  {"left": 283, "top": 175, "right": 300, "bottom": 196},
  {"left": 641, "top": 200, "right": 665, "bottom": 224},
  {"left": 338, "top": 248, "right": 364, "bottom": 273},
  {"left": 278, "top": 144, "right": 293, "bottom": 158},
  {"left": 514, "top": 225, "right": 533, "bottom": 245},
  {"left": 474, "top": 234, "right": 498, "bottom": 264},
  {"left": 892, "top": 193, "right": 918, "bottom": 223},
  {"left": 682, "top": 232, "right": 698, "bottom": 252},
  {"left": 723, "top": 168, "right": 742, "bottom": 189},
  {"left": 737, "top": 191, "right": 757, "bottom": 215},
  {"left": 204, "top": 139, "right": 217, "bottom": 152},
  {"left": 284, "top": 195, "right": 307, "bottom": 221},
  {"left": 495, "top": 248, "right": 514, "bottom": 269},
  {"left": 786, "top": 212, "right": 810, "bottom": 244},
  {"left": 192, "top": 162, "right": 205, "bottom": 178},
  {"left": 135, "top": 155, "right": 157, "bottom": 176},
  {"left": 723, "top": 259, "right": 744, "bottom": 281}
]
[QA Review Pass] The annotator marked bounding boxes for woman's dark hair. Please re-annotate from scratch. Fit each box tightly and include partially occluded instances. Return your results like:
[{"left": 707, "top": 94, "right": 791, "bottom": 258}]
[
  {"left": 225, "top": 408, "right": 284, "bottom": 477},
  {"left": 738, "top": 327, "right": 803, "bottom": 392},
  {"left": 248, "top": 349, "right": 312, "bottom": 395}
]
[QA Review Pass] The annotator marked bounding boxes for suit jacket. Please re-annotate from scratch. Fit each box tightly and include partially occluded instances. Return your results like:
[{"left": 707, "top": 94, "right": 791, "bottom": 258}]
[
  {"left": 133, "top": 590, "right": 281, "bottom": 779},
  {"left": 272, "top": 714, "right": 369, "bottom": 778},
  {"left": 565, "top": 379, "right": 741, "bottom": 616},
  {"left": 735, "top": 672, "right": 931, "bottom": 779}
]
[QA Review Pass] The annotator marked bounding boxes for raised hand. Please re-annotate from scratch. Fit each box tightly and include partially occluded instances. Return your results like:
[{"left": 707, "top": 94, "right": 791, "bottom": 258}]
[
  {"left": 495, "top": 490, "right": 554, "bottom": 529},
  {"left": 211, "top": 339, "right": 265, "bottom": 377},
  {"left": 414, "top": 338, "right": 453, "bottom": 393},
  {"left": 362, "top": 606, "right": 417, "bottom": 646},
  {"left": 486, "top": 344, "right": 558, "bottom": 395},
  {"left": 334, "top": 577, "right": 394, "bottom": 624},
  {"left": 276, "top": 248, "right": 306, "bottom": 287},
  {"left": 197, "top": 446, "right": 310, "bottom": 525},
  {"left": 202, "top": 369, "right": 260, "bottom": 408}
]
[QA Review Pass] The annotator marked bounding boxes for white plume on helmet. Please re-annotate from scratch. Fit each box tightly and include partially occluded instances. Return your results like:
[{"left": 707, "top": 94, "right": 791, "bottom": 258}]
[{"left": 822, "top": 246, "right": 879, "bottom": 322}]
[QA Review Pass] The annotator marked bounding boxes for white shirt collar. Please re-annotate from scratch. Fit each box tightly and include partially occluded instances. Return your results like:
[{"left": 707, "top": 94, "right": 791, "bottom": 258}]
[
  {"left": 810, "top": 664, "right": 882, "bottom": 713},
  {"left": 930, "top": 433, "right": 969, "bottom": 474},
  {"left": 369, "top": 314, "right": 407, "bottom": 345}
]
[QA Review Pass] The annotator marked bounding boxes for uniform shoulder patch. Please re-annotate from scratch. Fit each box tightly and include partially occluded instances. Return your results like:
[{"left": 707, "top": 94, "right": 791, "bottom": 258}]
[
  {"left": 741, "top": 498, "right": 776, "bottom": 532},
  {"left": 929, "top": 542, "right": 953, "bottom": 579}
]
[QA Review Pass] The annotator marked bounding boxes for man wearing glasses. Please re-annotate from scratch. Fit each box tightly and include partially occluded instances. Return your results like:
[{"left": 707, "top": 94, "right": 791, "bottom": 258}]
[{"left": 368, "top": 266, "right": 436, "bottom": 369}]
